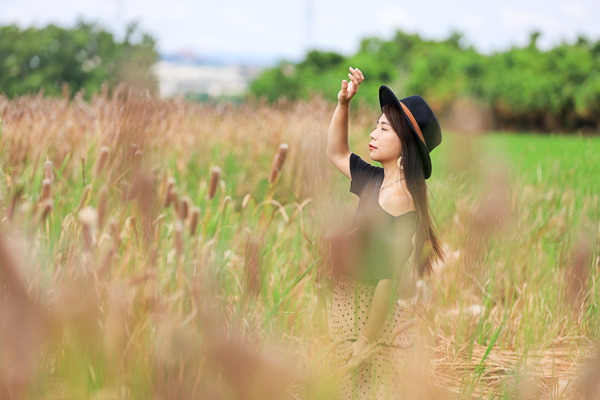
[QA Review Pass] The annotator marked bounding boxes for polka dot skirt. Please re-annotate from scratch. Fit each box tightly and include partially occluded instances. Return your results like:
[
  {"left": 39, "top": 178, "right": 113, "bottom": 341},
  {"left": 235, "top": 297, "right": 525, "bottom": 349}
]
[{"left": 327, "top": 274, "right": 415, "bottom": 400}]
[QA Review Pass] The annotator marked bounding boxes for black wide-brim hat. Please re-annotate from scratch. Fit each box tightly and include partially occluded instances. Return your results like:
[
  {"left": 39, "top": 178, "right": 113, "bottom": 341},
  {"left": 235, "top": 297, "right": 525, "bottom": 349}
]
[{"left": 379, "top": 85, "right": 442, "bottom": 179}]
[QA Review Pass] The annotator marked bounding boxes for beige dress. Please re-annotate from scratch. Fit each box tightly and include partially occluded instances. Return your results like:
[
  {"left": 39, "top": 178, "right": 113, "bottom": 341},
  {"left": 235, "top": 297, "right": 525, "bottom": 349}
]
[
  {"left": 328, "top": 151, "right": 417, "bottom": 399},
  {"left": 327, "top": 274, "right": 416, "bottom": 400}
]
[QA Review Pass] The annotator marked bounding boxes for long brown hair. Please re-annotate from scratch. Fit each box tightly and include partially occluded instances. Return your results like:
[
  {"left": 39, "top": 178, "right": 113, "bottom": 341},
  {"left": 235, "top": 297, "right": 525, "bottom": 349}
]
[{"left": 382, "top": 104, "right": 446, "bottom": 277}]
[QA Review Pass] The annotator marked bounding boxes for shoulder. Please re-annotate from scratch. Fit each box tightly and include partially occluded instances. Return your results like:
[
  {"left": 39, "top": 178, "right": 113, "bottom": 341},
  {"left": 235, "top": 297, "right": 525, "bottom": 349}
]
[{"left": 382, "top": 189, "right": 414, "bottom": 217}]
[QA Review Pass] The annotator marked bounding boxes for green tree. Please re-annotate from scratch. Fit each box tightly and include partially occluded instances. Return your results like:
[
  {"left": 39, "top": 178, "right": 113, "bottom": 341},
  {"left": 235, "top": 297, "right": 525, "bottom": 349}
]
[
  {"left": 0, "top": 20, "right": 159, "bottom": 98},
  {"left": 248, "top": 29, "right": 600, "bottom": 132}
]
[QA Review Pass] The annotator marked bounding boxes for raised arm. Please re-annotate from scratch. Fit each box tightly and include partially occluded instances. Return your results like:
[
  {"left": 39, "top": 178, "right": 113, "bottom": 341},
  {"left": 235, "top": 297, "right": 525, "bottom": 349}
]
[{"left": 326, "top": 66, "right": 364, "bottom": 180}]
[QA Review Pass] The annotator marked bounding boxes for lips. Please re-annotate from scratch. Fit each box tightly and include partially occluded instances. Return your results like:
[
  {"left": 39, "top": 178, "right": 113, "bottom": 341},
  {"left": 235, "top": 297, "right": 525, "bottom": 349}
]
[{"left": 369, "top": 145, "right": 377, "bottom": 149}]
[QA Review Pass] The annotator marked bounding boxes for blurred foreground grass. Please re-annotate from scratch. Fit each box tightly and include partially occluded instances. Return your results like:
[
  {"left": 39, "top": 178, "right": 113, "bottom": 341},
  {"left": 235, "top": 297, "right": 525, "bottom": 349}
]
[{"left": 0, "top": 89, "right": 599, "bottom": 399}]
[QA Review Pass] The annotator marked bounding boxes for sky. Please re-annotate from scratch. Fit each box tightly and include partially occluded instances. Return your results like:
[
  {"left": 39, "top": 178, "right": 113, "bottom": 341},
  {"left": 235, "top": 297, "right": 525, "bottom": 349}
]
[{"left": 2, "top": 0, "right": 599, "bottom": 64}]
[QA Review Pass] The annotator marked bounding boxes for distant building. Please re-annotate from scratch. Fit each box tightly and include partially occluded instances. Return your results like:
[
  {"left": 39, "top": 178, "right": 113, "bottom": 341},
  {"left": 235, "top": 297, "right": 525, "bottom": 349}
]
[{"left": 154, "top": 60, "right": 264, "bottom": 99}]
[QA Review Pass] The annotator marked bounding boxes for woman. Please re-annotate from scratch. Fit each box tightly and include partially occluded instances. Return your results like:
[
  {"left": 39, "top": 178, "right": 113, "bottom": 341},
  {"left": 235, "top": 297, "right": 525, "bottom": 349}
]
[{"left": 325, "top": 66, "right": 446, "bottom": 399}]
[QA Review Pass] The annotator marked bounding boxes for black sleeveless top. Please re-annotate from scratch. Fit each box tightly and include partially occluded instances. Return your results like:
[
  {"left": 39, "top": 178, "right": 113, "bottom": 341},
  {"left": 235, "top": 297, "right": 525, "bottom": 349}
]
[{"left": 347, "top": 152, "right": 418, "bottom": 285}]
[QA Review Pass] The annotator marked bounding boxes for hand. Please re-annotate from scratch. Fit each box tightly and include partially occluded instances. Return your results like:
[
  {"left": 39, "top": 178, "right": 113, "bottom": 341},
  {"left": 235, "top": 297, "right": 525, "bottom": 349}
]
[
  {"left": 338, "top": 66, "right": 364, "bottom": 106},
  {"left": 345, "top": 336, "right": 372, "bottom": 373}
]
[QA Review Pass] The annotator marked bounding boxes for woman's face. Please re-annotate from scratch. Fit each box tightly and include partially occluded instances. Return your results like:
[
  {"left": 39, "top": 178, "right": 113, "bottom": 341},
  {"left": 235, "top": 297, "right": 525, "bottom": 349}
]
[{"left": 368, "top": 113, "right": 401, "bottom": 163}]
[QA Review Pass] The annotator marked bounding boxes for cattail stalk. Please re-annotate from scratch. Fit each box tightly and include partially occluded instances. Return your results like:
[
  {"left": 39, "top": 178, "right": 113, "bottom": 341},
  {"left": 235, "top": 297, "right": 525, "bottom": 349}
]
[
  {"left": 40, "top": 199, "right": 53, "bottom": 222},
  {"left": 119, "top": 181, "right": 128, "bottom": 204},
  {"left": 41, "top": 179, "right": 51, "bottom": 202},
  {"left": 7, "top": 186, "right": 24, "bottom": 221},
  {"left": 134, "top": 150, "right": 142, "bottom": 172},
  {"left": 97, "top": 247, "right": 115, "bottom": 280},
  {"left": 78, "top": 185, "right": 91, "bottom": 211},
  {"left": 97, "top": 186, "right": 109, "bottom": 230},
  {"left": 95, "top": 146, "right": 109, "bottom": 178},
  {"left": 110, "top": 218, "right": 121, "bottom": 248},
  {"left": 244, "top": 236, "right": 261, "bottom": 297},
  {"left": 127, "top": 173, "right": 141, "bottom": 200},
  {"left": 81, "top": 156, "right": 86, "bottom": 187},
  {"left": 174, "top": 220, "right": 184, "bottom": 257}
]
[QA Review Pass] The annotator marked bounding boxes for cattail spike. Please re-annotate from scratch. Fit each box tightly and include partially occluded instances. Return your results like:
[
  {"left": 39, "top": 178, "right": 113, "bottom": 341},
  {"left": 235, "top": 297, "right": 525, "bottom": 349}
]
[
  {"left": 275, "top": 143, "right": 288, "bottom": 170},
  {"left": 189, "top": 207, "right": 200, "bottom": 235},
  {"left": 181, "top": 195, "right": 191, "bottom": 221},
  {"left": 95, "top": 146, "right": 110, "bottom": 178},
  {"left": 268, "top": 143, "right": 289, "bottom": 183},
  {"left": 97, "top": 186, "right": 109, "bottom": 230},
  {"left": 164, "top": 177, "right": 175, "bottom": 208},
  {"left": 170, "top": 188, "right": 180, "bottom": 216},
  {"left": 209, "top": 166, "right": 221, "bottom": 200},
  {"left": 44, "top": 160, "right": 54, "bottom": 183}
]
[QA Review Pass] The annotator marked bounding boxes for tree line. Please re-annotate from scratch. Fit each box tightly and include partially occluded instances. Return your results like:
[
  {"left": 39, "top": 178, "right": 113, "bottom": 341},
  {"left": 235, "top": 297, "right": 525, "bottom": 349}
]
[
  {"left": 249, "top": 30, "right": 600, "bottom": 133},
  {"left": 0, "top": 21, "right": 158, "bottom": 99}
]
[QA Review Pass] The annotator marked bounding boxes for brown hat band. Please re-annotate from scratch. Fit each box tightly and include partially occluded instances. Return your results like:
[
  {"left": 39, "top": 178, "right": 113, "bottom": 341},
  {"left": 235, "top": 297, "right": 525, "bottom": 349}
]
[{"left": 399, "top": 101, "right": 426, "bottom": 146}]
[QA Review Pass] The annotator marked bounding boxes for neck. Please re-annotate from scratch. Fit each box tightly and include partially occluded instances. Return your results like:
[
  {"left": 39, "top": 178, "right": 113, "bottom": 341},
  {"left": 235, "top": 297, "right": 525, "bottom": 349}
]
[{"left": 381, "top": 159, "right": 405, "bottom": 184}]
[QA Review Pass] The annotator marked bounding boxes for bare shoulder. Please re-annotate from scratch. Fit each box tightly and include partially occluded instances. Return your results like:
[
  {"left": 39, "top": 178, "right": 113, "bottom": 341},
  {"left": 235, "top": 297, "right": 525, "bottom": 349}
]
[{"left": 381, "top": 187, "right": 415, "bottom": 216}]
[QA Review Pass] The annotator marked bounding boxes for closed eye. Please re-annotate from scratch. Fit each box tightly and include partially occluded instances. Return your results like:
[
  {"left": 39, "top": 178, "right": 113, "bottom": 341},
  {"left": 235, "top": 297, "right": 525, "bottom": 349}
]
[{"left": 376, "top": 120, "right": 388, "bottom": 130}]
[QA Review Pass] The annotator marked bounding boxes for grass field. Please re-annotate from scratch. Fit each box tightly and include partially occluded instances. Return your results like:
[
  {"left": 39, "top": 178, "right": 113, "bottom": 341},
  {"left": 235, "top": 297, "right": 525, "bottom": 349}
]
[{"left": 0, "top": 89, "right": 599, "bottom": 399}]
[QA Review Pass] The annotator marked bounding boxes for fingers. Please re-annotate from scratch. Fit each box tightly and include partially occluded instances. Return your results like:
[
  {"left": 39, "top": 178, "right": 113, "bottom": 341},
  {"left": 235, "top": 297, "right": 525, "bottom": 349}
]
[
  {"left": 347, "top": 72, "right": 358, "bottom": 89},
  {"left": 349, "top": 66, "right": 360, "bottom": 82},
  {"left": 347, "top": 67, "right": 363, "bottom": 94},
  {"left": 349, "top": 66, "right": 364, "bottom": 83},
  {"left": 341, "top": 79, "right": 348, "bottom": 93},
  {"left": 355, "top": 67, "right": 364, "bottom": 81}
]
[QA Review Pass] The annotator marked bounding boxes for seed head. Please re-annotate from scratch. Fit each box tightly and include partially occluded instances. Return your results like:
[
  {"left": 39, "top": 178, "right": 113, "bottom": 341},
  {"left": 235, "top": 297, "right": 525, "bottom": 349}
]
[
  {"left": 209, "top": 166, "right": 221, "bottom": 200},
  {"left": 95, "top": 146, "right": 110, "bottom": 178},
  {"left": 97, "top": 186, "right": 109, "bottom": 230},
  {"left": 268, "top": 143, "right": 289, "bottom": 183},
  {"left": 169, "top": 187, "right": 180, "bottom": 216},
  {"left": 163, "top": 177, "right": 175, "bottom": 208},
  {"left": 181, "top": 195, "right": 191, "bottom": 221},
  {"left": 44, "top": 160, "right": 54, "bottom": 183},
  {"left": 189, "top": 207, "right": 200, "bottom": 235}
]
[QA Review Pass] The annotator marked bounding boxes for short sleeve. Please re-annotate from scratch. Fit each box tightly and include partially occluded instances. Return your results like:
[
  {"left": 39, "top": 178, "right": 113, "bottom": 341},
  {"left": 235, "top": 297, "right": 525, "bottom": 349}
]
[{"left": 349, "top": 152, "right": 380, "bottom": 197}]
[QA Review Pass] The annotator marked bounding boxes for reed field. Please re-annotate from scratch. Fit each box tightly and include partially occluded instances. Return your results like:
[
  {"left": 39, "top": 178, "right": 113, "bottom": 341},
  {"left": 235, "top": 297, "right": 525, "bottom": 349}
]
[{"left": 0, "top": 86, "right": 599, "bottom": 400}]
